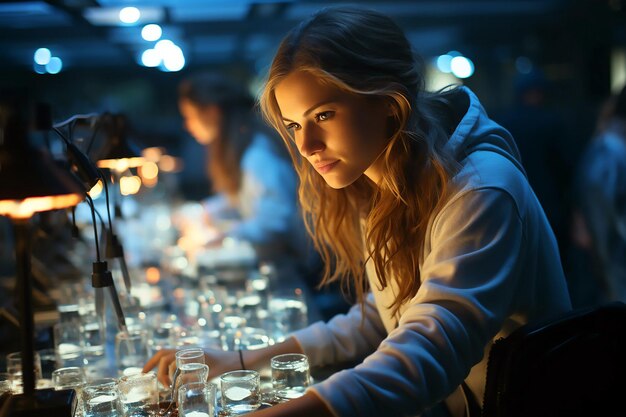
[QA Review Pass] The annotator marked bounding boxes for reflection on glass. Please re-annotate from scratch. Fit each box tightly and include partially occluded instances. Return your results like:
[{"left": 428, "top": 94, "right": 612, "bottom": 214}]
[
  {"left": 52, "top": 366, "right": 86, "bottom": 391},
  {"left": 82, "top": 378, "right": 120, "bottom": 417},
  {"left": 271, "top": 354, "right": 310, "bottom": 401},
  {"left": 117, "top": 372, "right": 158, "bottom": 417},
  {"left": 54, "top": 322, "right": 85, "bottom": 367},
  {"left": 178, "top": 381, "right": 216, "bottom": 417},
  {"left": 115, "top": 329, "right": 150, "bottom": 377},
  {"left": 220, "top": 370, "right": 260, "bottom": 415}
]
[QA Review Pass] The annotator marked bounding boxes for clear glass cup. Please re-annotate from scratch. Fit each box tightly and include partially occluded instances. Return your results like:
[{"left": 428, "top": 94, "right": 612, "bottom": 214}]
[
  {"left": 0, "top": 372, "right": 12, "bottom": 394},
  {"left": 175, "top": 348, "right": 206, "bottom": 369},
  {"left": 83, "top": 378, "right": 120, "bottom": 417},
  {"left": 271, "top": 353, "right": 310, "bottom": 401},
  {"left": 81, "top": 312, "right": 106, "bottom": 361},
  {"left": 174, "top": 363, "right": 209, "bottom": 404},
  {"left": 218, "top": 315, "right": 247, "bottom": 352},
  {"left": 170, "top": 348, "right": 206, "bottom": 398},
  {"left": 178, "top": 381, "right": 216, "bottom": 417},
  {"left": 52, "top": 366, "right": 86, "bottom": 391},
  {"left": 54, "top": 321, "right": 85, "bottom": 367},
  {"left": 237, "top": 294, "right": 262, "bottom": 326},
  {"left": 115, "top": 329, "right": 150, "bottom": 377},
  {"left": 6, "top": 351, "right": 42, "bottom": 394},
  {"left": 220, "top": 370, "right": 260, "bottom": 415},
  {"left": 237, "top": 327, "right": 272, "bottom": 351},
  {"left": 38, "top": 348, "right": 59, "bottom": 379},
  {"left": 117, "top": 372, "right": 158, "bottom": 417},
  {"left": 268, "top": 290, "right": 308, "bottom": 342}
]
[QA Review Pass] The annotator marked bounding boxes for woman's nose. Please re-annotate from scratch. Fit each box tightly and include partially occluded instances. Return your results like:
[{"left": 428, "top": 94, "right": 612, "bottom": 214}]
[{"left": 298, "top": 123, "right": 325, "bottom": 157}]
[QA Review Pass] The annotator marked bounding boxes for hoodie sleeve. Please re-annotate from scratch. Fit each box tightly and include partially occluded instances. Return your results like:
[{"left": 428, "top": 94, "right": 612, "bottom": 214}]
[
  {"left": 309, "top": 188, "right": 524, "bottom": 417},
  {"left": 227, "top": 142, "right": 299, "bottom": 244},
  {"left": 292, "top": 293, "right": 387, "bottom": 368}
]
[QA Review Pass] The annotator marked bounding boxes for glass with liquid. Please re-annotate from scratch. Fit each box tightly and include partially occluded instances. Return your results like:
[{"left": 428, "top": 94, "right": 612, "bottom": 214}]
[
  {"left": 81, "top": 313, "right": 106, "bottom": 361},
  {"left": 54, "top": 322, "right": 85, "bottom": 367},
  {"left": 271, "top": 354, "right": 310, "bottom": 401},
  {"left": 117, "top": 372, "right": 158, "bottom": 417},
  {"left": 115, "top": 329, "right": 150, "bottom": 377},
  {"left": 83, "top": 378, "right": 120, "bottom": 417},
  {"left": 268, "top": 290, "right": 308, "bottom": 341},
  {"left": 52, "top": 366, "right": 86, "bottom": 391},
  {"left": 220, "top": 370, "right": 260, "bottom": 415},
  {"left": 178, "top": 381, "right": 216, "bottom": 417},
  {"left": 170, "top": 348, "right": 206, "bottom": 400},
  {"left": 175, "top": 363, "right": 209, "bottom": 404}
]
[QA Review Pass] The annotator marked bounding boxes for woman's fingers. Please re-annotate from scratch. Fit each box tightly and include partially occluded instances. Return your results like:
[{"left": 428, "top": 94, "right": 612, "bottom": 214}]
[
  {"left": 143, "top": 350, "right": 176, "bottom": 386},
  {"left": 158, "top": 355, "right": 174, "bottom": 386},
  {"left": 143, "top": 350, "right": 168, "bottom": 373},
  {"left": 168, "top": 361, "right": 178, "bottom": 384}
]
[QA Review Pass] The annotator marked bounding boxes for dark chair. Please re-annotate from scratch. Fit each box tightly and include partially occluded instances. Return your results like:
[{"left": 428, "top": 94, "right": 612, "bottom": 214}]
[{"left": 481, "top": 302, "right": 626, "bottom": 417}]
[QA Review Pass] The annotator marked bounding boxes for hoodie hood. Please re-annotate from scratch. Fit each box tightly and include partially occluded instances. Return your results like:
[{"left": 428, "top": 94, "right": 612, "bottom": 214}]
[{"left": 445, "top": 86, "right": 526, "bottom": 177}]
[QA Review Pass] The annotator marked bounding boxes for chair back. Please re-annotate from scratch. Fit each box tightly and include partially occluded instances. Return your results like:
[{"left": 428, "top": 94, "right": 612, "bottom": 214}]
[{"left": 482, "top": 302, "right": 626, "bottom": 417}]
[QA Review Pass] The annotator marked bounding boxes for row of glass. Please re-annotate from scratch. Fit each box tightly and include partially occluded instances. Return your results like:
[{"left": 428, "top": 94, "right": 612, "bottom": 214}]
[{"left": 1, "top": 347, "right": 311, "bottom": 417}]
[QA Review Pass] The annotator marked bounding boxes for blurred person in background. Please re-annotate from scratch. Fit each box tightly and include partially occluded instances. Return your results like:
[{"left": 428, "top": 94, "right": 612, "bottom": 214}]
[
  {"left": 178, "top": 72, "right": 351, "bottom": 320},
  {"left": 177, "top": 72, "right": 315, "bottom": 274},
  {"left": 570, "top": 85, "right": 626, "bottom": 306}
]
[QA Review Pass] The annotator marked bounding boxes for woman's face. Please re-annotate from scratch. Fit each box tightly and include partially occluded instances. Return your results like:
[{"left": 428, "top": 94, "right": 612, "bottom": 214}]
[
  {"left": 179, "top": 99, "right": 222, "bottom": 145},
  {"left": 274, "top": 70, "right": 391, "bottom": 188}
]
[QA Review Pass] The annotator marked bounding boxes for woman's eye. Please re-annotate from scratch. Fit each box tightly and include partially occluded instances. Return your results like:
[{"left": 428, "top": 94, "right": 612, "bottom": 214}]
[
  {"left": 285, "top": 123, "right": 300, "bottom": 131},
  {"left": 315, "top": 111, "right": 334, "bottom": 122}
]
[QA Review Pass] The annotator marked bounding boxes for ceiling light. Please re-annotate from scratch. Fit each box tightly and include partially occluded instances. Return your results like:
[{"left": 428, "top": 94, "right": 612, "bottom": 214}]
[
  {"left": 141, "top": 24, "right": 162, "bottom": 41},
  {"left": 450, "top": 56, "right": 474, "bottom": 79},
  {"left": 119, "top": 7, "right": 140, "bottom": 24},
  {"left": 45, "top": 57, "right": 62, "bottom": 74},
  {"left": 33, "top": 48, "right": 51, "bottom": 65},
  {"left": 84, "top": 7, "right": 164, "bottom": 26}
]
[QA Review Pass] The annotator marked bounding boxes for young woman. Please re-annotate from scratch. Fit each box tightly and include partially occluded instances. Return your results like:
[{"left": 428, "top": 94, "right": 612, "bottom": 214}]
[
  {"left": 146, "top": 7, "right": 571, "bottom": 416},
  {"left": 177, "top": 72, "right": 310, "bottom": 264}
]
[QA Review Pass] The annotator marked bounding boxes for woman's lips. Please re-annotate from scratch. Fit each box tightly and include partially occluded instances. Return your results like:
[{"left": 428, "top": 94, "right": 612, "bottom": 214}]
[{"left": 314, "top": 160, "right": 339, "bottom": 174}]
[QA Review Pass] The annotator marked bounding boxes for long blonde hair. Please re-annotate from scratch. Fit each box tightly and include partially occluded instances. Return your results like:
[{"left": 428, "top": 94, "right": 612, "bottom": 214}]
[{"left": 260, "top": 7, "right": 459, "bottom": 316}]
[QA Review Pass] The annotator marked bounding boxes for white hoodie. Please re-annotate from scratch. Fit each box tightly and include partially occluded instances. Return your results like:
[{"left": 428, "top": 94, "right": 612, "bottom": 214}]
[{"left": 292, "top": 87, "right": 572, "bottom": 417}]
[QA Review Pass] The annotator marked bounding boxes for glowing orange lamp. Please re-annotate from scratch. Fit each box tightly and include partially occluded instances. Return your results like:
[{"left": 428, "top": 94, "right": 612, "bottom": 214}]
[{"left": 0, "top": 105, "right": 83, "bottom": 401}]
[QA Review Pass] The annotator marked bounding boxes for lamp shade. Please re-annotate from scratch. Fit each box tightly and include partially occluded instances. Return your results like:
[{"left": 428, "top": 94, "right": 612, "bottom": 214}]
[
  {"left": 0, "top": 108, "right": 84, "bottom": 219},
  {"left": 96, "top": 113, "right": 144, "bottom": 172}
]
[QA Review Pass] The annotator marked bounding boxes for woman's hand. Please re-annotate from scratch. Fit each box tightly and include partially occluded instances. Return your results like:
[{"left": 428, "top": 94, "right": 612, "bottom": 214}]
[{"left": 142, "top": 348, "right": 241, "bottom": 387}]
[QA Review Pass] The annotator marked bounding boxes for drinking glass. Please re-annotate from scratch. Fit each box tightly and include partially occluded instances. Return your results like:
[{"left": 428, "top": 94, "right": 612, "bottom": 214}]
[
  {"left": 268, "top": 290, "right": 308, "bottom": 342},
  {"left": 6, "top": 351, "right": 42, "bottom": 394},
  {"left": 81, "top": 312, "right": 106, "bottom": 361},
  {"left": 38, "top": 348, "right": 58, "bottom": 379},
  {"left": 83, "top": 378, "right": 120, "bottom": 417},
  {"left": 115, "top": 329, "right": 150, "bottom": 377},
  {"left": 117, "top": 372, "right": 158, "bottom": 417},
  {"left": 170, "top": 348, "right": 206, "bottom": 399},
  {"left": 52, "top": 366, "right": 86, "bottom": 391},
  {"left": 175, "top": 363, "right": 209, "bottom": 404},
  {"left": 219, "top": 315, "right": 247, "bottom": 351},
  {"left": 178, "top": 382, "right": 216, "bottom": 417},
  {"left": 221, "top": 327, "right": 271, "bottom": 352},
  {"left": 54, "top": 321, "right": 85, "bottom": 367},
  {"left": 271, "top": 354, "right": 310, "bottom": 401},
  {"left": 220, "top": 370, "right": 260, "bottom": 415}
]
